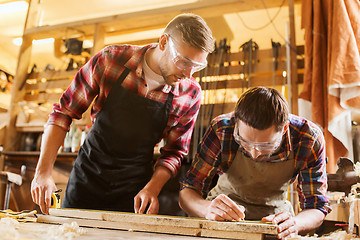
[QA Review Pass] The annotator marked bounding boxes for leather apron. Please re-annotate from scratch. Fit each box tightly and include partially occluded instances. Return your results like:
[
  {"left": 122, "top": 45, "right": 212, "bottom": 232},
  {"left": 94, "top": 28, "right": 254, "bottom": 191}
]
[
  {"left": 62, "top": 68, "right": 174, "bottom": 212},
  {"left": 207, "top": 150, "right": 295, "bottom": 220}
]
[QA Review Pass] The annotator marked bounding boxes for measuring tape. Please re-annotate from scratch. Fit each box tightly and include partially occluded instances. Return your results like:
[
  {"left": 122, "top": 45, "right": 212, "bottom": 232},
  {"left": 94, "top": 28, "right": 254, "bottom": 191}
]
[{"left": 51, "top": 190, "right": 62, "bottom": 209}]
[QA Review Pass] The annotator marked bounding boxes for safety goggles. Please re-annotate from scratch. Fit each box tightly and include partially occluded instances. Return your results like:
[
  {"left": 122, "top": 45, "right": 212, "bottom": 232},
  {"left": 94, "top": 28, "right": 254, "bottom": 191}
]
[
  {"left": 167, "top": 36, "right": 207, "bottom": 73},
  {"left": 233, "top": 123, "right": 284, "bottom": 155}
]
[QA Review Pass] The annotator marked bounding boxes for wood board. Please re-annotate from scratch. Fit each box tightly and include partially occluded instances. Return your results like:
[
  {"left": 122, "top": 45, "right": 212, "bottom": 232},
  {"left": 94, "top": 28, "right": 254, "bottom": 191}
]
[
  {"left": 36, "top": 208, "right": 278, "bottom": 240},
  {"left": 13, "top": 222, "right": 229, "bottom": 240}
]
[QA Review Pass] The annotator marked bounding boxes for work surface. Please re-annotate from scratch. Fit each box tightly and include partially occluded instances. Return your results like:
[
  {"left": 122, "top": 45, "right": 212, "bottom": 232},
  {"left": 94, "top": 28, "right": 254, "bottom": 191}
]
[
  {"left": 8, "top": 222, "right": 231, "bottom": 240},
  {"left": 32, "top": 208, "right": 278, "bottom": 240}
]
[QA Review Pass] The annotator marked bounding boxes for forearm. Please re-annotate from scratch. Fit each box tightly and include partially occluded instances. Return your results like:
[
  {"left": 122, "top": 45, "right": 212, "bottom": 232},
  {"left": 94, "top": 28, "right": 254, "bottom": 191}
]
[
  {"left": 143, "top": 166, "right": 172, "bottom": 196},
  {"left": 294, "top": 209, "right": 325, "bottom": 235},
  {"left": 35, "top": 124, "right": 67, "bottom": 176},
  {"left": 179, "top": 188, "right": 210, "bottom": 218}
]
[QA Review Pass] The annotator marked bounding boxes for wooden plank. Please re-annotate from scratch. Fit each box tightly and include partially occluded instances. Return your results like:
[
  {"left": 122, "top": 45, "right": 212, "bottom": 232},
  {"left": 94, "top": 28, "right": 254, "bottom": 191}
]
[
  {"left": 38, "top": 215, "right": 202, "bottom": 237},
  {"left": 201, "top": 229, "right": 262, "bottom": 240},
  {"left": 24, "top": 93, "right": 63, "bottom": 102},
  {"left": 28, "top": 69, "right": 77, "bottom": 80},
  {"left": 25, "top": 79, "right": 72, "bottom": 91},
  {"left": 201, "top": 220, "right": 277, "bottom": 235},
  {"left": 49, "top": 208, "right": 199, "bottom": 228},
  {"left": 45, "top": 208, "right": 278, "bottom": 239},
  {"left": 19, "top": 222, "right": 216, "bottom": 240}
]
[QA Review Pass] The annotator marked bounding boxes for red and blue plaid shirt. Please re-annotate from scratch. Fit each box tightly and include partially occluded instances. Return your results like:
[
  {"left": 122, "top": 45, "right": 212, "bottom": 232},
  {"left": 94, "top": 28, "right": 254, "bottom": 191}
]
[
  {"left": 181, "top": 112, "right": 331, "bottom": 215},
  {"left": 47, "top": 44, "right": 201, "bottom": 175}
]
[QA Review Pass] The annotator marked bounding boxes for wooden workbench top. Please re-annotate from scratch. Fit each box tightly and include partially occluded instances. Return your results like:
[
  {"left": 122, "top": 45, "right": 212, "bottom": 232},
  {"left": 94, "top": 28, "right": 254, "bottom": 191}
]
[{"left": 13, "top": 221, "right": 232, "bottom": 240}]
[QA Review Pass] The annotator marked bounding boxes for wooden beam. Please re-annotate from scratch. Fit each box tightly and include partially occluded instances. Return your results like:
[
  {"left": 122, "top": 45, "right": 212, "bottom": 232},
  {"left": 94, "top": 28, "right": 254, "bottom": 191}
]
[
  {"left": 288, "top": 0, "right": 299, "bottom": 114},
  {"left": 24, "top": 0, "right": 300, "bottom": 40},
  {"left": 92, "top": 24, "right": 106, "bottom": 56},
  {"left": 5, "top": 35, "right": 33, "bottom": 151}
]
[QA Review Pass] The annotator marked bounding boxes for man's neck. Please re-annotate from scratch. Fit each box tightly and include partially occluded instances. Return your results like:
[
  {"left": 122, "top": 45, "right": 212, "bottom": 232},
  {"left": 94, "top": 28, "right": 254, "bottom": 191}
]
[{"left": 145, "top": 47, "right": 161, "bottom": 75}]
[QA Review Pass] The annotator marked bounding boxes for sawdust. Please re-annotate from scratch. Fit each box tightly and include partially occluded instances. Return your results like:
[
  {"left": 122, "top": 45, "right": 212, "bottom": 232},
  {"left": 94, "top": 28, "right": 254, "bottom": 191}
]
[
  {"left": 0, "top": 217, "right": 20, "bottom": 240},
  {"left": 47, "top": 221, "right": 87, "bottom": 240},
  {"left": 288, "top": 230, "right": 360, "bottom": 239}
]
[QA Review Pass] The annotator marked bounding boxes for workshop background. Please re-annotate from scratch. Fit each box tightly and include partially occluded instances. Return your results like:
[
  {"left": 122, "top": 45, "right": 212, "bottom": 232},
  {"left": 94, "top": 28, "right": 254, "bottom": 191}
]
[{"left": 0, "top": 0, "right": 359, "bottom": 237}]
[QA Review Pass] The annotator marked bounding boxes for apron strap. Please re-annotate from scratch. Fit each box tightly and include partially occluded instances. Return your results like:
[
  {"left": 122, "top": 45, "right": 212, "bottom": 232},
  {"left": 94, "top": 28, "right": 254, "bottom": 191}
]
[{"left": 116, "top": 68, "right": 131, "bottom": 86}]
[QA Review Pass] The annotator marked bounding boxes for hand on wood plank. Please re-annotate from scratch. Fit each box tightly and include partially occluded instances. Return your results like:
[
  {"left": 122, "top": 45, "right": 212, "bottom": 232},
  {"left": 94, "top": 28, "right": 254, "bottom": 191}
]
[
  {"left": 205, "top": 194, "right": 245, "bottom": 222},
  {"left": 134, "top": 188, "right": 159, "bottom": 214},
  {"left": 262, "top": 212, "right": 297, "bottom": 239}
]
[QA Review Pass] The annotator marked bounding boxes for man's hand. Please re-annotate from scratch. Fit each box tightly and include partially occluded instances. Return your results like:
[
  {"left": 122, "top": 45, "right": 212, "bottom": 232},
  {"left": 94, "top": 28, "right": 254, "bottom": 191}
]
[
  {"left": 262, "top": 212, "right": 298, "bottom": 239},
  {"left": 205, "top": 194, "right": 245, "bottom": 221},
  {"left": 31, "top": 174, "right": 57, "bottom": 215},
  {"left": 134, "top": 188, "right": 159, "bottom": 214}
]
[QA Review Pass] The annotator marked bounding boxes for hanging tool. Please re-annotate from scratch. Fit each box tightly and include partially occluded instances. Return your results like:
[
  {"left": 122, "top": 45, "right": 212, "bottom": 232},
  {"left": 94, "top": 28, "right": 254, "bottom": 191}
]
[
  {"left": 198, "top": 42, "right": 218, "bottom": 143},
  {"left": 271, "top": 39, "right": 281, "bottom": 87},
  {"left": 221, "top": 42, "right": 231, "bottom": 114},
  {"left": 208, "top": 38, "right": 227, "bottom": 126},
  {"left": 239, "top": 39, "right": 259, "bottom": 90},
  {"left": 191, "top": 42, "right": 217, "bottom": 160}
]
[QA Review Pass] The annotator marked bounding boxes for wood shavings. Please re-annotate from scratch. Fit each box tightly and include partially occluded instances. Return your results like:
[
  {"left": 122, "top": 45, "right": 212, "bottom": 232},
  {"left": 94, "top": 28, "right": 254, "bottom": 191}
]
[
  {"left": 351, "top": 183, "right": 360, "bottom": 196},
  {"left": 0, "top": 210, "right": 37, "bottom": 222},
  {"left": 354, "top": 162, "right": 360, "bottom": 177},
  {"left": 0, "top": 217, "right": 20, "bottom": 240},
  {"left": 47, "top": 221, "right": 86, "bottom": 240},
  {"left": 287, "top": 230, "right": 360, "bottom": 239}
]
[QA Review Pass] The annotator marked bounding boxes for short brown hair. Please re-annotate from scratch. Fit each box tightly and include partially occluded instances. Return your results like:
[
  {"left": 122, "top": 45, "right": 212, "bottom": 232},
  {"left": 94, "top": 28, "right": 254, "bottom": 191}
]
[
  {"left": 164, "top": 13, "right": 215, "bottom": 53},
  {"left": 235, "top": 87, "right": 289, "bottom": 131}
]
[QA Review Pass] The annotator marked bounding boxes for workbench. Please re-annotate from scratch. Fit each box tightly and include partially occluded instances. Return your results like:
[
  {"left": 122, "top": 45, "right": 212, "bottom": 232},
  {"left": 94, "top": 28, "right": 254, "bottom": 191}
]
[
  {"left": 326, "top": 199, "right": 360, "bottom": 228},
  {"left": 27, "top": 208, "right": 278, "bottom": 240},
  {"left": 8, "top": 222, "right": 230, "bottom": 240}
]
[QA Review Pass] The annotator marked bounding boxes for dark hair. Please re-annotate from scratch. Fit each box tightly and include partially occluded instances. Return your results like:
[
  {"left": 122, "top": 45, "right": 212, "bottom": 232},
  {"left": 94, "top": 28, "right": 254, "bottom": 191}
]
[
  {"left": 234, "top": 87, "right": 289, "bottom": 131},
  {"left": 164, "top": 13, "right": 215, "bottom": 53}
]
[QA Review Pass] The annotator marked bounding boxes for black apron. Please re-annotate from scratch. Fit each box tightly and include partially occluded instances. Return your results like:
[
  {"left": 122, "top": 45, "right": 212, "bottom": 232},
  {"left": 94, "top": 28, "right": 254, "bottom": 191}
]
[{"left": 62, "top": 68, "right": 174, "bottom": 212}]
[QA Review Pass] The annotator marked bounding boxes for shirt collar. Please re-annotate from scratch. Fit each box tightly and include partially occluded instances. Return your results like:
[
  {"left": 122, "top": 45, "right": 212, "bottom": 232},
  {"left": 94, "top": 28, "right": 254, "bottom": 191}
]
[{"left": 272, "top": 127, "right": 292, "bottom": 161}]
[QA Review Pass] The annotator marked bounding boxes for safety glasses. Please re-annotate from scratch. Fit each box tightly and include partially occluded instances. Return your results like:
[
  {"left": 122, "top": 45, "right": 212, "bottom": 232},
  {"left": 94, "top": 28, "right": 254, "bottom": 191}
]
[
  {"left": 167, "top": 35, "right": 207, "bottom": 73},
  {"left": 233, "top": 123, "right": 284, "bottom": 155}
]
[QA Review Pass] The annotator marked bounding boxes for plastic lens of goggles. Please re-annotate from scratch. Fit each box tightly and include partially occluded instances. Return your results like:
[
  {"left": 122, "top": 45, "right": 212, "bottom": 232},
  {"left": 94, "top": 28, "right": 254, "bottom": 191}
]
[
  {"left": 168, "top": 36, "right": 207, "bottom": 72},
  {"left": 233, "top": 124, "right": 282, "bottom": 153}
]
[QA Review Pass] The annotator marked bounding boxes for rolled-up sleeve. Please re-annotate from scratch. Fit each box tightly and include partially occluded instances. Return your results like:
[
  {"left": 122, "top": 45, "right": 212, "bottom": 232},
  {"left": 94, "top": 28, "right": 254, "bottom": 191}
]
[{"left": 47, "top": 49, "right": 106, "bottom": 131}]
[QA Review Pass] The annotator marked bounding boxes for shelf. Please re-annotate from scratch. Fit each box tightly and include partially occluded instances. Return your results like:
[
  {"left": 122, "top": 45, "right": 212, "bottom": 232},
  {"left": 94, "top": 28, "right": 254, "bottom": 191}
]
[{"left": 1, "top": 151, "right": 77, "bottom": 163}]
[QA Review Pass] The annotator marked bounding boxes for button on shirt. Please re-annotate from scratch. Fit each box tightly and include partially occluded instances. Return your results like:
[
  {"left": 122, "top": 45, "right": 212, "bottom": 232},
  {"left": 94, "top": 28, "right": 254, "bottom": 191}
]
[
  {"left": 47, "top": 44, "right": 201, "bottom": 175},
  {"left": 180, "top": 112, "right": 331, "bottom": 215}
]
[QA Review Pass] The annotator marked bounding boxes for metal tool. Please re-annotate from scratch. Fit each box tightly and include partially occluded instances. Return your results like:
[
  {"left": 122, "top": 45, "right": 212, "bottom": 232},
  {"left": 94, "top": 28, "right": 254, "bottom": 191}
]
[{"left": 327, "top": 157, "right": 360, "bottom": 195}]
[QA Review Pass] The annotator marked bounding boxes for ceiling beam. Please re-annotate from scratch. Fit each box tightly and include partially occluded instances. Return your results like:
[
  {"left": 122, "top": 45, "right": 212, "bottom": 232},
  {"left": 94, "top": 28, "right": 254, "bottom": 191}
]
[{"left": 24, "top": 0, "right": 300, "bottom": 40}]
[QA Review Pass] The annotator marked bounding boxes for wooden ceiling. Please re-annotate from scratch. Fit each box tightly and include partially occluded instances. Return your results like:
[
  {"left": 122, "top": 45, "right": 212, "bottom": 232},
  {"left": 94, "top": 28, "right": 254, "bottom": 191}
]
[{"left": 24, "top": 0, "right": 300, "bottom": 40}]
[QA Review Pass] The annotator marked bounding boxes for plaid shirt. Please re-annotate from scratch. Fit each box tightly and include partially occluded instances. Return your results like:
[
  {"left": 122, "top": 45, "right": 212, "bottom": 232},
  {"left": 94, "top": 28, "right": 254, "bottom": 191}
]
[
  {"left": 48, "top": 44, "right": 201, "bottom": 175},
  {"left": 181, "top": 112, "right": 331, "bottom": 215}
]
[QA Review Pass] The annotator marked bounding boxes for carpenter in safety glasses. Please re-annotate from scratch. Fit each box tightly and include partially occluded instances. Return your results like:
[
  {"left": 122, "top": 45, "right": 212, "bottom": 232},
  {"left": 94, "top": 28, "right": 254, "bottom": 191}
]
[{"left": 233, "top": 122, "right": 286, "bottom": 161}]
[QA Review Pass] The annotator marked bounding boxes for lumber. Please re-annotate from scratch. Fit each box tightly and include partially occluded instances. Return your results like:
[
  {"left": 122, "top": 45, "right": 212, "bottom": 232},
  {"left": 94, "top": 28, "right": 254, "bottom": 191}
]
[{"left": 36, "top": 208, "right": 278, "bottom": 239}]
